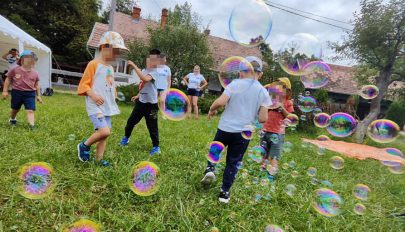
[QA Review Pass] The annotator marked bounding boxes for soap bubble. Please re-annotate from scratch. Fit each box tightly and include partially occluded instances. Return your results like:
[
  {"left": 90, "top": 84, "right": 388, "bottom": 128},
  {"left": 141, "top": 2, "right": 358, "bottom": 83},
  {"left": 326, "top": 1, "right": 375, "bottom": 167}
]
[
  {"left": 314, "top": 113, "right": 331, "bottom": 128},
  {"left": 353, "top": 184, "right": 370, "bottom": 201},
  {"left": 285, "top": 114, "right": 299, "bottom": 127},
  {"left": 300, "top": 115, "right": 307, "bottom": 121},
  {"left": 264, "top": 224, "right": 284, "bottom": 232},
  {"left": 316, "top": 135, "right": 331, "bottom": 141},
  {"left": 327, "top": 113, "right": 357, "bottom": 137},
  {"left": 285, "top": 184, "right": 297, "bottom": 196},
  {"left": 248, "top": 146, "right": 266, "bottom": 163},
  {"left": 298, "top": 96, "right": 317, "bottom": 113},
  {"left": 313, "top": 188, "right": 343, "bottom": 217},
  {"left": 207, "top": 141, "right": 225, "bottom": 163},
  {"left": 242, "top": 125, "right": 256, "bottom": 140},
  {"left": 300, "top": 61, "right": 331, "bottom": 89},
  {"left": 307, "top": 167, "right": 317, "bottom": 177},
  {"left": 317, "top": 147, "right": 326, "bottom": 156},
  {"left": 353, "top": 203, "right": 366, "bottom": 215},
  {"left": 17, "top": 162, "right": 56, "bottom": 199},
  {"left": 359, "top": 85, "right": 379, "bottom": 100},
  {"left": 330, "top": 156, "right": 344, "bottom": 170},
  {"left": 291, "top": 170, "right": 299, "bottom": 178},
  {"left": 283, "top": 141, "right": 293, "bottom": 152},
  {"left": 159, "top": 88, "right": 190, "bottom": 121},
  {"left": 218, "top": 56, "right": 254, "bottom": 90},
  {"left": 117, "top": 91, "right": 126, "bottom": 102},
  {"left": 129, "top": 161, "right": 160, "bottom": 196},
  {"left": 67, "top": 134, "right": 76, "bottom": 141},
  {"left": 63, "top": 218, "right": 101, "bottom": 232},
  {"left": 367, "top": 119, "right": 400, "bottom": 143}
]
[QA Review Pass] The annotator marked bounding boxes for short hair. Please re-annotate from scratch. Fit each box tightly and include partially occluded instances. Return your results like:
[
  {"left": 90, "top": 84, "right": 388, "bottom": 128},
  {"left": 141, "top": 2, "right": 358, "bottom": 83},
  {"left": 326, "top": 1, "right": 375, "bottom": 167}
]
[
  {"left": 250, "top": 61, "right": 261, "bottom": 73},
  {"left": 10, "top": 48, "right": 18, "bottom": 52},
  {"left": 149, "top": 49, "right": 161, "bottom": 55}
]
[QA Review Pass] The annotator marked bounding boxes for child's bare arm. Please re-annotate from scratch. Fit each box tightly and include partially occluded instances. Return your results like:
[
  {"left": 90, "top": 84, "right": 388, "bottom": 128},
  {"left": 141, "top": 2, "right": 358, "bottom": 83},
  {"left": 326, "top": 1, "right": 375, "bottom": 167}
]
[
  {"left": 258, "top": 106, "right": 268, "bottom": 123},
  {"left": 208, "top": 93, "right": 230, "bottom": 119},
  {"left": 128, "top": 60, "right": 152, "bottom": 82},
  {"left": 35, "top": 81, "right": 42, "bottom": 103},
  {"left": 1, "top": 77, "right": 10, "bottom": 98}
]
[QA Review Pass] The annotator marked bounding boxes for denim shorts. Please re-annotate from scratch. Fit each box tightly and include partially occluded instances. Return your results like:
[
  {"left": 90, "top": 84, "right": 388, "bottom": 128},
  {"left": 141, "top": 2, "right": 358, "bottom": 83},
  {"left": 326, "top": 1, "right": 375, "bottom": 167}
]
[
  {"left": 89, "top": 114, "right": 111, "bottom": 130},
  {"left": 11, "top": 89, "right": 36, "bottom": 110},
  {"left": 260, "top": 132, "right": 285, "bottom": 160}
]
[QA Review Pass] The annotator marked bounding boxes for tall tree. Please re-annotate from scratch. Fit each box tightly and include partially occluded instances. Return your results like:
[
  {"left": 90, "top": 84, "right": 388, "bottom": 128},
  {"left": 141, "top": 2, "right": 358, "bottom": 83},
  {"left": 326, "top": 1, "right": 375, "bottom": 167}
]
[
  {"left": 0, "top": 0, "right": 101, "bottom": 64},
  {"left": 332, "top": 0, "right": 404, "bottom": 143},
  {"left": 101, "top": 0, "right": 135, "bottom": 23}
]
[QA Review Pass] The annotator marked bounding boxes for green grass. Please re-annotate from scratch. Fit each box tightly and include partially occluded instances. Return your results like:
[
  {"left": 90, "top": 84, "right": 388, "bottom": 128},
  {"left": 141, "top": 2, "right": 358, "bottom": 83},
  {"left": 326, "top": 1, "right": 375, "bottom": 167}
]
[{"left": 0, "top": 93, "right": 404, "bottom": 231}]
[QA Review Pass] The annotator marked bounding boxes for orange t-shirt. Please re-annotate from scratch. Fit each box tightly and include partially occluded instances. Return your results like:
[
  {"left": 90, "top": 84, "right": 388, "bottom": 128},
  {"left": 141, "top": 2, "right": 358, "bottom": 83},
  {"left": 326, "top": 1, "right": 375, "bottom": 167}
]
[{"left": 263, "top": 100, "right": 294, "bottom": 134}]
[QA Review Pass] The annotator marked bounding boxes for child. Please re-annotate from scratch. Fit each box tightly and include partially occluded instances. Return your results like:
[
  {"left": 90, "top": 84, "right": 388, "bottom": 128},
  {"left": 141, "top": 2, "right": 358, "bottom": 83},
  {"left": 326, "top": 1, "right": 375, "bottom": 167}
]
[
  {"left": 77, "top": 31, "right": 128, "bottom": 166},
  {"left": 260, "top": 77, "right": 294, "bottom": 178},
  {"left": 119, "top": 49, "right": 162, "bottom": 156},
  {"left": 1, "top": 50, "right": 42, "bottom": 129},
  {"left": 201, "top": 56, "right": 272, "bottom": 203},
  {"left": 2, "top": 48, "right": 19, "bottom": 70}
]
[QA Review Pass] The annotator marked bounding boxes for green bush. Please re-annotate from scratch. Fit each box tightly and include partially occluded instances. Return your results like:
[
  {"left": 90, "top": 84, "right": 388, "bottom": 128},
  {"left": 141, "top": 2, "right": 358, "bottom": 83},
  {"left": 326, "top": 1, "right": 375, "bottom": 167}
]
[
  {"left": 314, "top": 89, "right": 329, "bottom": 104},
  {"left": 117, "top": 84, "right": 139, "bottom": 104},
  {"left": 198, "top": 94, "right": 218, "bottom": 114},
  {"left": 385, "top": 100, "right": 405, "bottom": 127}
]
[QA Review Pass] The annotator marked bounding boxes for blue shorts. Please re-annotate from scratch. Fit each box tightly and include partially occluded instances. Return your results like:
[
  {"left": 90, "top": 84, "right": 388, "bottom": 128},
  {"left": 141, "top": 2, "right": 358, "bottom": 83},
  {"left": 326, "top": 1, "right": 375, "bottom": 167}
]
[
  {"left": 89, "top": 114, "right": 112, "bottom": 130},
  {"left": 11, "top": 89, "right": 36, "bottom": 111},
  {"left": 187, "top": 88, "right": 200, "bottom": 97}
]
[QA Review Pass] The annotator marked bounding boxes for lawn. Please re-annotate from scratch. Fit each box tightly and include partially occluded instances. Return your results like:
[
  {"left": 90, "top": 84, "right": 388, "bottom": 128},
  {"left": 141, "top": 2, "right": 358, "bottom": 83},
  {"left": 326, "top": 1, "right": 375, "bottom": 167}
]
[{"left": 0, "top": 93, "right": 404, "bottom": 232}]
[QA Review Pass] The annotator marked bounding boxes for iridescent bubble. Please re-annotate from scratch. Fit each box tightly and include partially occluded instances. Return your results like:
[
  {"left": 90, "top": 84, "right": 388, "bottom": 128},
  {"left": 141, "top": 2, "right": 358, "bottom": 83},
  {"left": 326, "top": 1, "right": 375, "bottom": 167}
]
[
  {"left": 117, "top": 91, "right": 126, "bottom": 102},
  {"left": 316, "top": 135, "right": 331, "bottom": 141},
  {"left": 313, "top": 107, "right": 322, "bottom": 114},
  {"left": 252, "top": 177, "right": 259, "bottom": 185},
  {"left": 300, "top": 61, "right": 331, "bottom": 89},
  {"left": 210, "top": 227, "right": 219, "bottom": 232},
  {"left": 305, "top": 91, "right": 311, "bottom": 96},
  {"left": 285, "top": 114, "right": 299, "bottom": 127},
  {"left": 248, "top": 145, "right": 266, "bottom": 163},
  {"left": 353, "top": 203, "right": 366, "bottom": 215},
  {"left": 330, "top": 156, "right": 344, "bottom": 170},
  {"left": 367, "top": 119, "right": 400, "bottom": 143},
  {"left": 288, "top": 160, "right": 296, "bottom": 169},
  {"left": 218, "top": 56, "right": 254, "bottom": 90},
  {"left": 63, "top": 218, "right": 101, "bottom": 232},
  {"left": 229, "top": 0, "right": 272, "bottom": 47},
  {"left": 285, "top": 184, "right": 297, "bottom": 197},
  {"left": 236, "top": 161, "right": 243, "bottom": 170},
  {"left": 270, "top": 134, "right": 280, "bottom": 144},
  {"left": 67, "top": 134, "right": 76, "bottom": 141},
  {"left": 311, "top": 178, "right": 320, "bottom": 185},
  {"left": 207, "top": 141, "right": 225, "bottom": 163},
  {"left": 317, "top": 147, "right": 326, "bottom": 156},
  {"left": 258, "top": 130, "right": 266, "bottom": 138},
  {"left": 283, "top": 141, "right": 293, "bottom": 153},
  {"left": 260, "top": 177, "right": 270, "bottom": 186},
  {"left": 321, "top": 180, "right": 333, "bottom": 188},
  {"left": 264, "top": 82, "right": 286, "bottom": 109},
  {"left": 17, "top": 162, "right": 56, "bottom": 199},
  {"left": 282, "top": 163, "right": 289, "bottom": 170},
  {"left": 307, "top": 167, "right": 317, "bottom": 177},
  {"left": 159, "top": 88, "right": 190, "bottom": 121},
  {"left": 381, "top": 148, "right": 404, "bottom": 167},
  {"left": 313, "top": 188, "right": 343, "bottom": 217},
  {"left": 314, "top": 113, "right": 331, "bottom": 128},
  {"left": 278, "top": 33, "right": 322, "bottom": 76},
  {"left": 291, "top": 170, "right": 299, "bottom": 178},
  {"left": 327, "top": 113, "right": 357, "bottom": 137},
  {"left": 300, "top": 115, "right": 307, "bottom": 121},
  {"left": 388, "top": 162, "right": 404, "bottom": 175},
  {"left": 264, "top": 224, "right": 284, "bottom": 232},
  {"left": 359, "top": 85, "right": 379, "bottom": 100},
  {"left": 129, "top": 161, "right": 160, "bottom": 196},
  {"left": 298, "top": 96, "right": 317, "bottom": 113},
  {"left": 353, "top": 184, "right": 370, "bottom": 201},
  {"left": 241, "top": 125, "right": 255, "bottom": 140}
]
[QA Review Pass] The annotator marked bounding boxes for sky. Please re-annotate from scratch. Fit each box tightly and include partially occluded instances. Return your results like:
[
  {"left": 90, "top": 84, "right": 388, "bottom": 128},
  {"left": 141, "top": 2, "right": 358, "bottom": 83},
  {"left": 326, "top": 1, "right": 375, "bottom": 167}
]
[{"left": 102, "top": 0, "right": 361, "bottom": 66}]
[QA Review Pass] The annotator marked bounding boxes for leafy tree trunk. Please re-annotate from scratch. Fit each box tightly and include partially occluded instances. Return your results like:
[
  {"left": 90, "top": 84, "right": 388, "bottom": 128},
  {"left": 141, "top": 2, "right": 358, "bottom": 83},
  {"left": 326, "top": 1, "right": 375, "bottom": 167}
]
[{"left": 354, "top": 70, "right": 392, "bottom": 143}]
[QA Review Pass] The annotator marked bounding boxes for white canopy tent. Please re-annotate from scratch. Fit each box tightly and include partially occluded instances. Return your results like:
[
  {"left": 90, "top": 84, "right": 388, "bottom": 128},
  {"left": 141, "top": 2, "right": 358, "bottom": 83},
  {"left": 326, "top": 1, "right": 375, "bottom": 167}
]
[{"left": 0, "top": 15, "right": 52, "bottom": 92}]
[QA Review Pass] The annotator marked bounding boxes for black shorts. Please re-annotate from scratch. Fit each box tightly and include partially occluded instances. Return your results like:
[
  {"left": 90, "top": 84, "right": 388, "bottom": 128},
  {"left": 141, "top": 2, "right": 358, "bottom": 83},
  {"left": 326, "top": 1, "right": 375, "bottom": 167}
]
[
  {"left": 187, "top": 88, "right": 200, "bottom": 97},
  {"left": 11, "top": 89, "right": 36, "bottom": 111}
]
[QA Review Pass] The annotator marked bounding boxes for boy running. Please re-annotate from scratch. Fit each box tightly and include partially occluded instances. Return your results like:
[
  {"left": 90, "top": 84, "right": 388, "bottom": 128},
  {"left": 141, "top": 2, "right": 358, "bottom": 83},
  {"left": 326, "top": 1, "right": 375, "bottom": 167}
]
[
  {"left": 201, "top": 56, "right": 271, "bottom": 203},
  {"left": 77, "top": 31, "right": 128, "bottom": 166},
  {"left": 119, "top": 49, "right": 162, "bottom": 156},
  {"left": 2, "top": 50, "right": 42, "bottom": 129}
]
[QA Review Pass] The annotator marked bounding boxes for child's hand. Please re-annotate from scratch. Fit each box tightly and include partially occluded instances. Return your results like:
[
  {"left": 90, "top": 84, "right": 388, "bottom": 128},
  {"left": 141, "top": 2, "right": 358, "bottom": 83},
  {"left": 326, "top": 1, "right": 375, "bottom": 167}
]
[
  {"left": 1, "top": 91, "right": 8, "bottom": 99},
  {"left": 90, "top": 94, "right": 104, "bottom": 106},
  {"left": 36, "top": 96, "right": 43, "bottom": 104},
  {"left": 208, "top": 109, "right": 217, "bottom": 120},
  {"left": 127, "top": 60, "right": 137, "bottom": 69},
  {"left": 131, "top": 95, "right": 139, "bottom": 102}
]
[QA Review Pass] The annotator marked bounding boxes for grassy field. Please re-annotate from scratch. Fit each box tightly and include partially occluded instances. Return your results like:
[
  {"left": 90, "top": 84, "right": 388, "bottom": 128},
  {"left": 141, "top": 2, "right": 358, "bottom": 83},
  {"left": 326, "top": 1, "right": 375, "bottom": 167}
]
[{"left": 0, "top": 93, "right": 404, "bottom": 232}]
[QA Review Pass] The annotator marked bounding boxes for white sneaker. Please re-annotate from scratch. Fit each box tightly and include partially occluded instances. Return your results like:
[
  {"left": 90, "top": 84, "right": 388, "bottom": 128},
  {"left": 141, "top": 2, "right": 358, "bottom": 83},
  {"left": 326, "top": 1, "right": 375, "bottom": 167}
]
[{"left": 201, "top": 171, "right": 216, "bottom": 185}]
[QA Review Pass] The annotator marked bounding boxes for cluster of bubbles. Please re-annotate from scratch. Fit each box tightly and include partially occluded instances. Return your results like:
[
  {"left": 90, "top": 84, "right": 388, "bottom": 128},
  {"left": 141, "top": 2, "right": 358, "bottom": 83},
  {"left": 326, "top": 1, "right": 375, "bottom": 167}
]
[
  {"left": 159, "top": 88, "right": 190, "bottom": 121},
  {"left": 63, "top": 219, "right": 101, "bottom": 232},
  {"left": 18, "top": 162, "right": 56, "bottom": 199},
  {"left": 129, "top": 161, "right": 160, "bottom": 196}
]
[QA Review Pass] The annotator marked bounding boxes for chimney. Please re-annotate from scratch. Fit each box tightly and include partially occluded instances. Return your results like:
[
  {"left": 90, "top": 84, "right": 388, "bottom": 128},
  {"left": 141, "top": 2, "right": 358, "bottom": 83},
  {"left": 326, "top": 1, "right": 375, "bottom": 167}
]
[
  {"left": 161, "top": 8, "right": 169, "bottom": 29},
  {"left": 204, "top": 29, "right": 210, "bottom": 36},
  {"left": 132, "top": 6, "right": 141, "bottom": 21}
]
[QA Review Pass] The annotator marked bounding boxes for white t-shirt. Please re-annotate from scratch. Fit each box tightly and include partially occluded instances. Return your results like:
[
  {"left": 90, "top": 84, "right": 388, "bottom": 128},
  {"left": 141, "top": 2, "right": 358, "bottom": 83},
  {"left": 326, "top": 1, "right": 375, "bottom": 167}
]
[
  {"left": 139, "top": 69, "right": 159, "bottom": 104},
  {"left": 156, "top": 65, "right": 171, "bottom": 90},
  {"left": 5, "top": 54, "right": 18, "bottom": 69},
  {"left": 218, "top": 79, "right": 272, "bottom": 133},
  {"left": 187, "top": 73, "right": 205, "bottom": 89}
]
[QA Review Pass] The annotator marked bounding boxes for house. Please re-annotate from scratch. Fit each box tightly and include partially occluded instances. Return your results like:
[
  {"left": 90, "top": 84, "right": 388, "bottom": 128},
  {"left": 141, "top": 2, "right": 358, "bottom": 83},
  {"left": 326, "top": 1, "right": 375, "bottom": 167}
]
[{"left": 86, "top": 7, "right": 261, "bottom": 88}]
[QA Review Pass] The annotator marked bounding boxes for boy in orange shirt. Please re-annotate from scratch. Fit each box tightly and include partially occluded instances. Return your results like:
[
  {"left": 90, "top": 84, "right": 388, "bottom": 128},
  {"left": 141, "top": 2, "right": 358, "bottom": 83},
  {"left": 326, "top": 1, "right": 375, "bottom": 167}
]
[
  {"left": 260, "top": 78, "right": 294, "bottom": 178},
  {"left": 77, "top": 31, "right": 128, "bottom": 166}
]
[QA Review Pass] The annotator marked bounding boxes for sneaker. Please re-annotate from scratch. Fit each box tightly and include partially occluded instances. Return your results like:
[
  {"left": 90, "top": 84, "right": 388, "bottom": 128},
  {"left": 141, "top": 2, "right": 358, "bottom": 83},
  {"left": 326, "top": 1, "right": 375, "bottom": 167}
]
[
  {"left": 77, "top": 141, "right": 91, "bottom": 162},
  {"left": 9, "top": 118, "right": 17, "bottom": 126},
  {"left": 219, "top": 190, "right": 230, "bottom": 203},
  {"left": 149, "top": 146, "right": 161, "bottom": 156},
  {"left": 201, "top": 167, "right": 216, "bottom": 186},
  {"left": 119, "top": 136, "right": 130, "bottom": 146}
]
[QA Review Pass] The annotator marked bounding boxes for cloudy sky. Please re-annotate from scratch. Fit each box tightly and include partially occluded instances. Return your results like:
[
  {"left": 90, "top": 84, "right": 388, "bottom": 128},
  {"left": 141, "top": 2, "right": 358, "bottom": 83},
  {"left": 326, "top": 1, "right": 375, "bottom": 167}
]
[{"left": 102, "top": 0, "right": 361, "bottom": 65}]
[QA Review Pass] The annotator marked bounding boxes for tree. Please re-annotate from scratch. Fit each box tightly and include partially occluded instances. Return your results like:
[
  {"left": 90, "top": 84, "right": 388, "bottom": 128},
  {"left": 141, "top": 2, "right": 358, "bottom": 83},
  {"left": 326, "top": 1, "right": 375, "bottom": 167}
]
[
  {"left": 332, "top": 0, "right": 404, "bottom": 143},
  {"left": 0, "top": 0, "right": 101, "bottom": 64},
  {"left": 125, "top": 2, "right": 213, "bottom": 87},
  {"left": 101, "top": 0, "right": 135, "bottom": 23}
]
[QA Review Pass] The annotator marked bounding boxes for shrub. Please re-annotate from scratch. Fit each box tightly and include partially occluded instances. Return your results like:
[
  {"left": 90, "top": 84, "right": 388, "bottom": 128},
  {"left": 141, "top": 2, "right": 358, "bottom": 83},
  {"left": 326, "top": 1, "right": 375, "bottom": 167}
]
[
  {"left": 198, "top": 94, "right": 218, "bottom": 114},
  {"left": 313, "top": 89, "right": 329, "bottom": 104},
  {"left": 117, "top": 84, "right": 139, "bottom": 104},
  {"left": 385, "top": 100, "right": 405, "bottom": 127}
]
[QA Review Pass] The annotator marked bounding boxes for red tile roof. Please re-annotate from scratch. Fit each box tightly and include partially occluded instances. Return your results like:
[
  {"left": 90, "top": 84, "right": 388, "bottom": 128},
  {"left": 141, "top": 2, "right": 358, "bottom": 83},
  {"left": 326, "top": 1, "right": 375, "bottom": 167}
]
[
  {"left": 318, "top": 64, "right": 358, "bottom": 95},
  {"left": 87, "top": 12, "right": 261, "bottom": 70}
]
